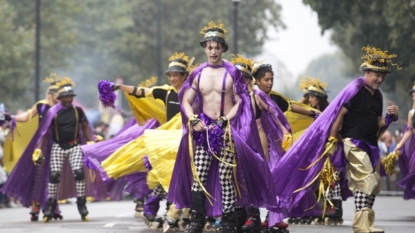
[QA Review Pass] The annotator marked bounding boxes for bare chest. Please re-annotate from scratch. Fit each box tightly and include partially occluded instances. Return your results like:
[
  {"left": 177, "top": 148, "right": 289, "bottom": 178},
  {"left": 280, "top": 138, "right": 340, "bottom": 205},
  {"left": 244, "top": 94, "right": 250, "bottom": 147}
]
[{"left": 198, "top": 68, "right": 233, "bottom": 95}]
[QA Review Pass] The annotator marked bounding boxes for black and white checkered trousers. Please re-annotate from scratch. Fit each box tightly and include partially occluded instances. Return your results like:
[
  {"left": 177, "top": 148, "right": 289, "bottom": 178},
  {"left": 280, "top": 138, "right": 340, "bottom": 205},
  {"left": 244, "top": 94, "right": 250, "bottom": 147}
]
[
  {"left": 149, "top": 184, "right": 166, "bottom": 198},
  {"left": 354, "top": 189, "right": 375, "bottom": 211},
  {"left": 49, "top": 143, "right": 85, "bottom": 198},
  {"left": 326, "top": 170, "right": 342, "bottom": 200},
  {"left": 191, "top": 143, "right": 236, "bottom": 214}
]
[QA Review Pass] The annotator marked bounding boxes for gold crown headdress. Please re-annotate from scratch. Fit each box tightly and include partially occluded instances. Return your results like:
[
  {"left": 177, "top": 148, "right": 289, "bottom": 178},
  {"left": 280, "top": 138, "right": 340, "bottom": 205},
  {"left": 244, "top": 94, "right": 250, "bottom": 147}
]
[
  {"left": 251, "top": 61, "right": 272, "bottom": 78},
  {"left": 360, "top": 46, "right": 402, "bottom": 74},
  {"left": 199, "top": 20, "right": 229, "bottom": 52},
  {"left": 138, "top": 76, "right": 158, "bottom": 88},
  {"left": 57, "top": 76, "right": 76, "bottom": 97},
  {"left": 43, "top": 73, "right": 61, "bottom": 92},
  {"left": 165, "top": 52, "right": 194, "bottom": 74},
  {"left": 231, "top": 54, "right": 255, "bottom": 78},
  {"left": 299, "top": 76, "right": 328, "bottom": 97},
  {"left": 200, "top": 20, "right": 228, "bottom": 39}
]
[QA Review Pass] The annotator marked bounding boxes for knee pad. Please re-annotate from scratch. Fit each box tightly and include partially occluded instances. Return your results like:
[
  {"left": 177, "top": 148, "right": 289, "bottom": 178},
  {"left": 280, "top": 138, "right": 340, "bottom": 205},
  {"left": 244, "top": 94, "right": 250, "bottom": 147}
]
[
  {"left": 73, "top": 168, "right": 85, "bottom": 181},
  {"left": 49, "top": 171, "right": 60, "bottom": 184}
]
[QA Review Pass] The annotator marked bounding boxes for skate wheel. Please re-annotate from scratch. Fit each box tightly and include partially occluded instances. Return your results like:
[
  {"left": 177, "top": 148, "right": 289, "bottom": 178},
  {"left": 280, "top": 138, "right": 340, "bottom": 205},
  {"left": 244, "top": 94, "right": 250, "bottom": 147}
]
[
  {"left": 31, "top": 215, "right": 39, "bottom": 221},
  {"left": 43, "top": 217, "right": 50, "bottom": 223},
  {"left": 135, "top": 211, "right": 143, "bottom": 218},
  {"left": 204, "top": 223, "right": 212, "bottom": 231},
  {"left": 82, "top": 215, "right": 88, "bottom": 221},
  {"left": 162, "top": 222, "right": 170, "bottom": 232}
]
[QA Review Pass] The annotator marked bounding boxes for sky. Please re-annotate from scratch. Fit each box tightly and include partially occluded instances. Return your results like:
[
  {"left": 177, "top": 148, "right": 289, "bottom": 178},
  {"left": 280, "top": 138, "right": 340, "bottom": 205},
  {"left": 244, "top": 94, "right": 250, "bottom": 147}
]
[{"left": 260, "top": 0, "right": 337, "bottom": 80}]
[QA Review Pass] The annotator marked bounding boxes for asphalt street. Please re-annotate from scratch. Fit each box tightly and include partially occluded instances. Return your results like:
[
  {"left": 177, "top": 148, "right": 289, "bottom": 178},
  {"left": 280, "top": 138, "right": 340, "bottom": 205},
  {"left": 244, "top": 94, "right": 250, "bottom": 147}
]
[{"left": 0, "top": 196, "right": 414, "bottom": 233}]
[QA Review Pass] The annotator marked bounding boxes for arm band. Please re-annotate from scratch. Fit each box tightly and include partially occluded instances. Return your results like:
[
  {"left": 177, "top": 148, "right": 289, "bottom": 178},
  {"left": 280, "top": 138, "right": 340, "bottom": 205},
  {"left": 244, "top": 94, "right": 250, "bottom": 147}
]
[{"left": 129, "top": 87, "right": 145, "bottom": 98}]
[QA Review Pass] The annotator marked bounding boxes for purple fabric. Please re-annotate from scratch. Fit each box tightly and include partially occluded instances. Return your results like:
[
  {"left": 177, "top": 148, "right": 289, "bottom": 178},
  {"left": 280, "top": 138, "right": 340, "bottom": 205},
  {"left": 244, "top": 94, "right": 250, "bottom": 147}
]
[
  {"left": 255, "top": 90, "right": 291, "bottom": 170},
  {"left": 0, "top": 103, "right": 108, "bottom": 209},
  {"left": 350, "top": 139, "right": 380, "bottom": 169},
  {"left": 192, "top": 113, "right": 225, "bottom": 156},
  {"left": 397, "top": 126, "right": 415, "bottom": 199},
  {"left": 124, "top": 172, "right": 151, "bottom": 199},
  {"left": 167, "top": 61, "right": 277, "bottom": 217},
  {"left": 144, "top": 195, "right": 161, "bottom": 215},
  {"left": 81, "top": 118, "right": 158, "bottom": 199},
  {"left": 97, "top": 80, "right": 120, "bottom": 110},
  {"left": 267, "top": 77, "right": 375, "bottom": 225},
  {"left": 143, "top": 156, "right": 152, "bottom": 172}
]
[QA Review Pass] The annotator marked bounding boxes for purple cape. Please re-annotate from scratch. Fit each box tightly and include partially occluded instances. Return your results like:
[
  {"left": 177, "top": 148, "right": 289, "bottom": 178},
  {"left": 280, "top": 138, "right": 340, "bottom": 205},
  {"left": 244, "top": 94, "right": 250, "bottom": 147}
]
[
  {"left": 268, "top": 77, "right": 387, "bottom": 225},
  {"left": 167, "top": 61, "right": 277, "bottom": 216},
  {"left": 397, "top": 126, "right": 415, "bottom": 199},
  {"left": 254, "top": 90, "right": 291, "bottom": 169},
  {"left": 81, "top": 118, "right": 159, "bottom": 200},
  {"left": 0, "top": 103, "right": 108, "bottom": 209}
]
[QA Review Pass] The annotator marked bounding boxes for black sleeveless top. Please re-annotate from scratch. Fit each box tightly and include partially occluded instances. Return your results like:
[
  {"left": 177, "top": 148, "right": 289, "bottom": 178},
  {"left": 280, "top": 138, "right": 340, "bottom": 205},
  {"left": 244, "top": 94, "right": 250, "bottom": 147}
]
[
  {"left": 36, "top": 102, "right": 51, "bottom": 124},
  {"left": 412, "top": 110, "right": 415, "bottom": 129},
  {"left": 254, "top": 98, "right": 262, "bottom": 119}
]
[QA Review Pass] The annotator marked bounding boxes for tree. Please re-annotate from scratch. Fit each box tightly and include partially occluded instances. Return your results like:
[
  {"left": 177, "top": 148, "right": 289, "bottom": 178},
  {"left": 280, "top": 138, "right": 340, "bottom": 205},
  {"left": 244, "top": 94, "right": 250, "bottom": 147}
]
[
  {"left": 0, "top": 0, "right": 34, "bottom": 112},
  {"left": 303, "top": 0, "right": 415, "bottom": 114}
]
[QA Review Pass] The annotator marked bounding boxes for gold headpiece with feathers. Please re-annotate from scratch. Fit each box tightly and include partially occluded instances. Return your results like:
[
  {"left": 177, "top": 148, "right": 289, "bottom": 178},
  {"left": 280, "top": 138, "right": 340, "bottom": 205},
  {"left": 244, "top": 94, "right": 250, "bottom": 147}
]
[
  {"left": 409, "top": 81, "right": 415, "bottom": 96},
  {"left": 200, "top": 20, "right": 228, "bottom": 39},
  {"left": 188, "top": 63, "right": 199, "bottom": 74},
  {"left": 360, "top": 46, "right": 402, "bottom": 74},
  {"left": 299, "top": 76, "right": 328, "bottom": 97},
  {"left": 139, "top": 76, "right": 158, "bottom": 88},
  {"left": 231, "top": 54, "right": 255, "bottom": 78},
  {"left": 58, "top": 77, "right": 75, "bottom": 88},
  {"left": 44, "top": 73, "right": 61, "bottom": 93},
  {"left": 165, "top": 52, "right": 193, "bottom": 74}
]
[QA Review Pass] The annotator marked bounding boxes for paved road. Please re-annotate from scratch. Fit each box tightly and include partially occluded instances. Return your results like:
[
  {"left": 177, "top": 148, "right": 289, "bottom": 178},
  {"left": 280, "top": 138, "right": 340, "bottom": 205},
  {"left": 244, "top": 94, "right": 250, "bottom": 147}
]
[{"left": 0, "top": 196, "right": 414, "bottom": 233}]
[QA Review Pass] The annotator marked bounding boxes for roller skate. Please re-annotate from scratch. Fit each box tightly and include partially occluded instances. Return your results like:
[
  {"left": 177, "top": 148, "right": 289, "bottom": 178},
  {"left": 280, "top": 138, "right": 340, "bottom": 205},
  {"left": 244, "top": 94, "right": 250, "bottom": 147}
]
[
  {"left": 163, "top": 203, "right": 183, "bottom": 232},
  {"left": 323, "top": 199, "right": 343, "bottom": 225},
  {"left": 216, "top": 212, "right": 236, "bottom": 233},
  {"left": 43, "top": 198, "right": 57, "bottom": 223},
  {"left": 180, "top": 218, "right": 190, "bottom": 231},
  {"left": 163, "top": 218, "right": 180, "bottom": 232},
  {"left": 134, "top": 198, "right": 144, "bottom": 218},
  {"left": 186, "top": 210, "right": 206, "bottom": 233},
  {"left": 312, "top": 216, "right": 325, "bottom": 225},
  {"left": 76, "top": 196, "right": 89, "bottom": 221},
  {"left": 287, "top": 216, "right": 312, "bottom": 225},
  {"left": 29, "top": 201, "right": 41, "bottom": 221},
  {"left": 204, "top": 216, "right": 216, "bottom": 231},
  {"left": 242, "top": 207, "right": 262, "bottom": 232},
  {"left": 269, "top": 221, "right": 289, "bottom": 233}
]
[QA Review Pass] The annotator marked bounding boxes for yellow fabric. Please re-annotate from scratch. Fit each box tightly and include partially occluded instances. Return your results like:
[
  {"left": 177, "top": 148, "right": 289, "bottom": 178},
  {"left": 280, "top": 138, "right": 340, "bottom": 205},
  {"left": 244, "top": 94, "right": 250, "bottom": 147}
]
[
  {"left": 144, "top": 129, "right": 183, "bottom": 192},
  {"left": 32, "top": 149, "right": 42, "bottom": 164},
  {"left": 269, "top": 91, "right": 315, "bottom": 142},
  {"left": 343, "top": 138, "right": 381, "bottom": 195},
  {"left": 353, "top": 207, "right": 372, "bottom": 233},
  {"left": 124, "top": 84, "right": 173, "bottom": 125},
  {"left": 101, "top": 113, "right": 182, "bottom": 179},
  {"left": 3, "top": 115, "right": 39, "bottom": 173}
]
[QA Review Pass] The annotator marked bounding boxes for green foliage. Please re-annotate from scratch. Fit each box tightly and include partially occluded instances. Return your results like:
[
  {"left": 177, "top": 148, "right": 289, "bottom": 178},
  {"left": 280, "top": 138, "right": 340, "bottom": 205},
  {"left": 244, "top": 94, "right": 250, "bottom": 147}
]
[
  {"left": 0, "top": 0, "right": 284, "bottom": 110},
  {"left": 303, "top": 0, "right": 415, "bottom": 115}
]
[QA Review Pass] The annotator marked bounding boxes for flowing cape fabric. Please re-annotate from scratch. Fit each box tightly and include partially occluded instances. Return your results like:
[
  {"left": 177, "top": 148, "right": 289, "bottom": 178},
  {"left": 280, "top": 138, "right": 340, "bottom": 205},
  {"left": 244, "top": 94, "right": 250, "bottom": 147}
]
[
  {"left": 101, "top": 114, "right": 181, "bottom": 179},
  {"left": 81, "top": 117, "right": 158, "bottom": 200},
  {"left": 397, "top": 125, "right": 415, "bottom": 199},
  {"left": 255, "top": 90, "right": 291, "bottom": 169},
  {"left": 0, "top": 103, "right": 108, "bottom": 209},
  {"left": 125, "top": 85, "right": 173, "bottom": 125},
  {"left": 267, "top": 77, "right": 385, "bottom": 225},
  {"left": 167, "top": 61, "right": 277, "bottom": 217}
]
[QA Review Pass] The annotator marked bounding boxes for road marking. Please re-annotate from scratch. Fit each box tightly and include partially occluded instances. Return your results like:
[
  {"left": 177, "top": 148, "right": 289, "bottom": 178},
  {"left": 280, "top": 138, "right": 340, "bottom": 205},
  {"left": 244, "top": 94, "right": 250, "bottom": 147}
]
[{"left": 103, "top": 223, "right": 115, "bottom": 228}]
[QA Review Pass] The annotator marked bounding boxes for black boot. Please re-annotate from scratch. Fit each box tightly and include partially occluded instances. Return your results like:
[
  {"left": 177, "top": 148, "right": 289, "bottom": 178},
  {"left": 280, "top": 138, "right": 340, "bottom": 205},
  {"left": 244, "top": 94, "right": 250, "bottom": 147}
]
[
  {"left": 186, "top": 191, "right": 206, "bottom": 233},
  {"left": 235, "top": 207, "right": 247, "bottom": 233},
  {"left": 241, "top": 207, "right": 261, "bottom": 232},
  {"left": 218, "top": 212, "right": 237, "bottom": 233},
  {"left": 76, "top": 196, "right": 89, "bottom": 220},
  {"left": 43, "top": 198, "right": 57, "bottom": 222}
]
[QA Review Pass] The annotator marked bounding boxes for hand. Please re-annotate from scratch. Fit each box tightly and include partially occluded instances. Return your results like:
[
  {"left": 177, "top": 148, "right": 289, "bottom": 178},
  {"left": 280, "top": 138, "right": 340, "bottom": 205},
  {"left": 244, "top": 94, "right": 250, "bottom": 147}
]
[
  {"left": 386, "top": 101, "right": 399, "bottom": 116},
  {"left": 4, "top": 113, "right": 12, "bottom": 121},
  {"left": 324, "top": 136, "right": 338, "bottom": 156},
  {"left": 32, "top": 148, "right": 44, "bottom": 165},
  {"left": 190, "top": 115, "right": 206, "bottom": 132},
  {"left": 87, "top": 141, "right": 95, "bottom": 145},
  {"left": 394, "top": 143, "right": 403, "bottom": 152},
  {"left": 95, "top": 135, "right": 104, "bottom": 142},
  {"left": 111, "top": 82, "right": 120, "bottom": 91},
  {"left": 215, "top": 116, "right": 229, "bottom": 129}
]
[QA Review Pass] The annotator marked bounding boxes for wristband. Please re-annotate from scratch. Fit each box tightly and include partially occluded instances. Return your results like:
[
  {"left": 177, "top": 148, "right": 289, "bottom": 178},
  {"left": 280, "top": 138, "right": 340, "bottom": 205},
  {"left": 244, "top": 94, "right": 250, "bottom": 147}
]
[
  {"left": 216, "top": 116, "right": 229, "bottom": 129},
  {"left": 189, "top": 115, "right": 201, "bottom": 127}
]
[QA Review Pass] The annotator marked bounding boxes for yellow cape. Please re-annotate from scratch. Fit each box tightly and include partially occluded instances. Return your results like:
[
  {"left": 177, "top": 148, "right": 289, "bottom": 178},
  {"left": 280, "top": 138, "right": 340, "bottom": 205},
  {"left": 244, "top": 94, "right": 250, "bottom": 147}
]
[{"left": 101, "top": 113, "right": 182, "bottom": 179}]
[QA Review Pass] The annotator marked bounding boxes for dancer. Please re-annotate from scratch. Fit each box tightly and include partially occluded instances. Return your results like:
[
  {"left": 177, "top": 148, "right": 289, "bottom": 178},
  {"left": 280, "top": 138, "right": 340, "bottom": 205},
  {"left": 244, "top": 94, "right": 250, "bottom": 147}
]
[
  {"left": 267, "top": 46, "right": 400, "bottom": 233},
  {"left": 168, "top": 21, "right": 276, "bottom": 233}
]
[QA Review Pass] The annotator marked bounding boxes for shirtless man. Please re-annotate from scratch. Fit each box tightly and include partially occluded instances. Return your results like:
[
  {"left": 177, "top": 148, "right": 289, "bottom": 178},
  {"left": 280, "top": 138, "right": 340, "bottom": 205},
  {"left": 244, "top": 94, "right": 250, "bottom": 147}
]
[{"left": 168, "top": 21, "right": 275, "bottom": 233}]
